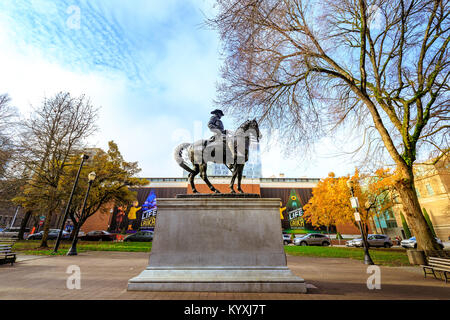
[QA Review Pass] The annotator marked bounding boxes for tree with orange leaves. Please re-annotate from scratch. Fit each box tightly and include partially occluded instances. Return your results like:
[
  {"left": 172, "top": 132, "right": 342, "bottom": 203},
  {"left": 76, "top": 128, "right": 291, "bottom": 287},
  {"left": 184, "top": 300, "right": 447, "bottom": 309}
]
[
  {"left": 304, "top": 169, "right": 395, "bottom": 238},
  {"left": 303, "top": 172, "right": 353, "bottom": 240},
  {"left": 363, "top": 168, "right": 398, "bottom": 229}
]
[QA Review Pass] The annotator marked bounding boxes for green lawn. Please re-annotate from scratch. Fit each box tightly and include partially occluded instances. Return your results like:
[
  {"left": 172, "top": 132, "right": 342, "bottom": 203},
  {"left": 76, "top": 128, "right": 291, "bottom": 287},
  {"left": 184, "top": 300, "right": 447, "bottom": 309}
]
[
  {"left": 13, "top": 240, "right": 409, "bottom": 266},
  {"left": 284, "top": 245, "right": 410, "bottom": 266},
  {"left": 13, "top": 240, "right": 152, "bottom": 256}
]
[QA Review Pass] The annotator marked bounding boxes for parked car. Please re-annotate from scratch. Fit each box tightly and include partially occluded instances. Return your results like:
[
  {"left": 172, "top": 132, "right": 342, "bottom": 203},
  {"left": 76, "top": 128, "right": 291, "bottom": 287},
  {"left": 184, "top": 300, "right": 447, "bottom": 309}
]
[
  {"left": 1, "top": 227, "right": 30, "bottom": 239},
  {"left": 294, "top": 233, "right": 331, "bottom": 246},
  {"left": 124, "top": 230, "right": 154, "bottom": 242},
  {"left": 80, "top": 230, "right": 116, "bottom": 241},
  {"left": 401, "top": 236, "right": 444, "bottom": 249},
  {"left": 282, "top": 232, "right": 292, "bottom": 245},
  {"left": 77, "top": 231, "right": 86, "bottom": 238},
  {"left": 346, "top": 234, "right": 393, "bottom": 248},
  {"left": 27, "top": 229, "right": 70, "bottom": 240}
]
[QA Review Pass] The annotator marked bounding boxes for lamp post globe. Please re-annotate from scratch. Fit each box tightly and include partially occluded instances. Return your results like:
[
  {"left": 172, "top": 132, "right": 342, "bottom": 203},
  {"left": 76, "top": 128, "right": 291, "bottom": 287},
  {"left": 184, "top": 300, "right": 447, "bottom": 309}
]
[
  {"left": 88, "top": 172, "right": 96, "bottom": 181},
  {"left": 346, "top": 179, "right": 354, "bottom": 190}
]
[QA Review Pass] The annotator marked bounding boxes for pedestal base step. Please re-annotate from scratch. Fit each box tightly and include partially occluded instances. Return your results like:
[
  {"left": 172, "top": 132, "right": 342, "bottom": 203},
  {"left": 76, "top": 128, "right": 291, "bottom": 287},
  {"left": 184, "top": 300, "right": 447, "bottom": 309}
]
[{"left": 127, "top": 267, "right": 307, "bottom": 293}]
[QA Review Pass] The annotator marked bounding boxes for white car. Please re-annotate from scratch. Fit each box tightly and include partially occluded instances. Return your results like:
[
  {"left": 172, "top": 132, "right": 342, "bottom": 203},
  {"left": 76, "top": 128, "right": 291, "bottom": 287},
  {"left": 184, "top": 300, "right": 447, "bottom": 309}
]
[
  {"left": 0, "top": 227, "right": 30, "bottom": 239},
  {"left": 346, "top": 239, "right": 356, "bottom": 247},
  {"left": 401, "top": 236, "right": 444, "bottom": 249}
]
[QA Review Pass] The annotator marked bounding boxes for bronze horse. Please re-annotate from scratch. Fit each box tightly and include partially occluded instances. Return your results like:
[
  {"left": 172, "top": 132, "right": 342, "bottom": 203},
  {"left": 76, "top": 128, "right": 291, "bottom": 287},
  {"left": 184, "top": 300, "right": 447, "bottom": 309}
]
[{"left": 174, "top": 119, "right": 261, "bottom": 194}]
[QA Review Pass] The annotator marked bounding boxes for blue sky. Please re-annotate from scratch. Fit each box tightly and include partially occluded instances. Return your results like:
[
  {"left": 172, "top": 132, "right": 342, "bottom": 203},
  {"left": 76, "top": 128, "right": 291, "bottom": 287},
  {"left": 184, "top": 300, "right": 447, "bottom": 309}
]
[{"left": 0, "top": 0, "right": 356, "bottom": 178}]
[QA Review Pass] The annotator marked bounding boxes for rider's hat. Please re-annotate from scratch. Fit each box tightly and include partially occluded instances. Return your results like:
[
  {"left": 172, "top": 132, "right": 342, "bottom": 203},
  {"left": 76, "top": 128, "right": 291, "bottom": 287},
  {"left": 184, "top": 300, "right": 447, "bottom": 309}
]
[{"left": 211, "top": 109, "right": 224, "bottom": 117}]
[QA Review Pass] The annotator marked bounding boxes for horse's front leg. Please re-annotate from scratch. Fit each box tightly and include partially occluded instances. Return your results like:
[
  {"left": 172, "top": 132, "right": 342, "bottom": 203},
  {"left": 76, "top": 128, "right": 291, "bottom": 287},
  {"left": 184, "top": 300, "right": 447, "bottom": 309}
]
[
  {"left": 237, "top": 164, "right": 245, "bottom": 193},
  {"left": 229, "top": 166, "right": 238, "bottom": 193}
]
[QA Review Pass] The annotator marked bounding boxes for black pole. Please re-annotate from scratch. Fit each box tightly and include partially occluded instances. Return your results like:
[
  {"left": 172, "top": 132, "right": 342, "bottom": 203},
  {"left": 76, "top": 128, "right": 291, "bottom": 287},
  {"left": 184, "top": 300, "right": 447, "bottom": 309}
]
[
  {"left": 67, "top": 179, "right": 93, "bottom": 256},
  {"left": 54, "top": 154, "right": 89, "bottom": 253},
  {"left": 350, "top": 186, "right": 374, "bottom": 265}
]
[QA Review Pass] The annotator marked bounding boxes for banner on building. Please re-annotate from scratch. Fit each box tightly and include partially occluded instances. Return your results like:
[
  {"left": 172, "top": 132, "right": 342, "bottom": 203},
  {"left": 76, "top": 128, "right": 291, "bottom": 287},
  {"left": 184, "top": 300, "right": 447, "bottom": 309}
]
[
  {"left": 286, "top": 189, "right": 305, "bottom": 229},
  {"left": 140, "top": 190, "right": 157, "bottom": 231},
  {"left": 288, "top": 208, "right": 305, "bottom": 229}
]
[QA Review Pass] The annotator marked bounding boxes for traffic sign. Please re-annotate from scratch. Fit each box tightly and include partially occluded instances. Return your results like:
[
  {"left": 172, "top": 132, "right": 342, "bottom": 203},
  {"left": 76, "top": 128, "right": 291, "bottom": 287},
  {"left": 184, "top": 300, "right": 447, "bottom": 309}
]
[
  {"left": 350, "top": 197, "right": 359, "bottom": 209},
  {"left": 354, "top": 211, "right": 361, "bottom": 222}
]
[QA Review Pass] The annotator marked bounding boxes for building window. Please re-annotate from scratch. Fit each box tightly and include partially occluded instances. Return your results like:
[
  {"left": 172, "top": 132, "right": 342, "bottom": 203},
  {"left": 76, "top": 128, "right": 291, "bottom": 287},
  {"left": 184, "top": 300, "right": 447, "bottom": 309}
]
[
  {"left": 386, "top": 220, "right": 398, "bottom": 228},
  {"left": 425, "top": 184, "right": 434, "bottom": 196},
  {"left": 415, "top": 188, "right": 421, "bottom": 198}
]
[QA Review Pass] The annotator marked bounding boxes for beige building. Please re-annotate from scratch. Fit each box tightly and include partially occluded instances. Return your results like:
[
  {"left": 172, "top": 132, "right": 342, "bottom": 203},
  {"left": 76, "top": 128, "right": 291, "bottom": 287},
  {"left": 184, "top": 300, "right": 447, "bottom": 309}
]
[{"left": 392, "top": 157, "right": 450, "bottom": 240}]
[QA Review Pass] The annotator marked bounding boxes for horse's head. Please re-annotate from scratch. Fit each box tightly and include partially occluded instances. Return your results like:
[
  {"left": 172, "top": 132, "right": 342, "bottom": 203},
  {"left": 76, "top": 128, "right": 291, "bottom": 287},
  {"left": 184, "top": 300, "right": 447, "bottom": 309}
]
[{"left": 241, "top": 118, "right": 262, "bottom": 142}]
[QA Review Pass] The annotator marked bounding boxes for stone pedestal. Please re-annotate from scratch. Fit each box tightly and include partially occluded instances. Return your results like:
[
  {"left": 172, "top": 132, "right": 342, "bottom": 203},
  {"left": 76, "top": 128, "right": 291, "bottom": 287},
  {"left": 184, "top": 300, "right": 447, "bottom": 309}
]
[{"left": 127, "top": 197, "right": 307, "bottom": 293}]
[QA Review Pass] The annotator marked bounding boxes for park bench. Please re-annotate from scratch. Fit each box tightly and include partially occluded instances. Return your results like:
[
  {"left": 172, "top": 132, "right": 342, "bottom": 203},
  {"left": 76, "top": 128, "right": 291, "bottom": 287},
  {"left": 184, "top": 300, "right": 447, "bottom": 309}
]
[
  {"left": 0, "top": 238, "right": 17, "bottom": 266},
  {"left": 422, "top": 256, "right": 450, "bottom": 283}
]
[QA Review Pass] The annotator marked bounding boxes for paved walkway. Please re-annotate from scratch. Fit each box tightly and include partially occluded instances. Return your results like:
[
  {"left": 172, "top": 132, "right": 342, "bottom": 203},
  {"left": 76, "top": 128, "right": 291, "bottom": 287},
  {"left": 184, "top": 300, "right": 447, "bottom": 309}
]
[{"left": 0, "top": 251, "right": 448, "bottom": 300}]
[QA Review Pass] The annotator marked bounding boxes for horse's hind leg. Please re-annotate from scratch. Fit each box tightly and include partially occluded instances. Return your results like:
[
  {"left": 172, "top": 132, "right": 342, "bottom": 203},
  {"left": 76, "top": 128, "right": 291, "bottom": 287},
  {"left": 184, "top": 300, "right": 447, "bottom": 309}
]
[
  {"left": 189, "top": 164, "right": 200, "bottom": 193},
  {"left": 200, "top": 163, "right": 220, "bottom": 193}
]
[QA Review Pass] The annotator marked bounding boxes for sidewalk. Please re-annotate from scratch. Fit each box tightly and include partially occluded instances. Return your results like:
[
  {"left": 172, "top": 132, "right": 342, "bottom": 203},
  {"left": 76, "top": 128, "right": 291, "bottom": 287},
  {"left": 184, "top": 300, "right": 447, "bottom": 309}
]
[{"left": 0, "top": 251, "right": 448, "bottom": 300}]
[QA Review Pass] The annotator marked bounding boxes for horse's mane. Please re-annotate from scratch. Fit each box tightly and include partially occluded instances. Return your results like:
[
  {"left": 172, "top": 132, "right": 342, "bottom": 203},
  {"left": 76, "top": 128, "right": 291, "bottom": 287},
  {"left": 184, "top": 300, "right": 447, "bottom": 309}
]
[{"left": 237, "top": 120, "right": 251, "bottom": 131}]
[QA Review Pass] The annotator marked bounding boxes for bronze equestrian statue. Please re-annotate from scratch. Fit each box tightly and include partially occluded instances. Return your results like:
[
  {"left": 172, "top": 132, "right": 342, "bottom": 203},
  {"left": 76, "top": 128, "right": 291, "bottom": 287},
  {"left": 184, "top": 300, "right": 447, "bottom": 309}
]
[{"left": 174, "top": 112, "right": 261, "bottom": 194}]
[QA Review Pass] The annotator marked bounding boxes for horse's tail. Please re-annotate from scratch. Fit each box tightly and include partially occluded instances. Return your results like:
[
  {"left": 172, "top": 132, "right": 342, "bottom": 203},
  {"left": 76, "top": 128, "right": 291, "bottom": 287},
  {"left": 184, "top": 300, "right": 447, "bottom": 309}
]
[{"left": 174, "top": 143, "right": 195, "bottom": 174}]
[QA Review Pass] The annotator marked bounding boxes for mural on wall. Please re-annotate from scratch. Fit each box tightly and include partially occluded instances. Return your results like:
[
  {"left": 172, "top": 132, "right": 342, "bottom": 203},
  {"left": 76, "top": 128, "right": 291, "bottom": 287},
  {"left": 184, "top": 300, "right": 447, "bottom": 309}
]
[
  {"left": 108, "top": 189, "right": 162, "bottom": 233},
  {"left": 286, "top": 189, "right": 305, "bottom": 229},
  {"left": 127, "top": 201, "right": 141, "bottom": 232},
  {"left": 111, "top": 206, "right": 127, "bottom": 233},
  {"left": 140, "top": 190, "right": 157, "bottom": 231}
]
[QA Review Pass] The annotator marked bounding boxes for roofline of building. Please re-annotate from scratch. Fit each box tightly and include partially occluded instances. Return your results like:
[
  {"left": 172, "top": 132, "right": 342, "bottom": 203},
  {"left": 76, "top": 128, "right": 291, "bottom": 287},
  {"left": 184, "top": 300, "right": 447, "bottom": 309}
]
[{"left": 139, "top": 177, "right": 321, "bottom": 182}]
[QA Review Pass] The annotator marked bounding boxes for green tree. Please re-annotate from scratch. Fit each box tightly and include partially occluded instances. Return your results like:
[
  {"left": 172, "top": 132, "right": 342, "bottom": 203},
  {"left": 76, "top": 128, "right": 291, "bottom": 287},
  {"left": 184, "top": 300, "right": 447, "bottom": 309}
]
[
  {"left": 422, "top": 208, "right": 436, "bottom": 237},
  {"left": 61, "top": 141, "right": 148, "bottom": 241},
  {"left": 400, "top": 212, "right": 412, "bottom": 239}
]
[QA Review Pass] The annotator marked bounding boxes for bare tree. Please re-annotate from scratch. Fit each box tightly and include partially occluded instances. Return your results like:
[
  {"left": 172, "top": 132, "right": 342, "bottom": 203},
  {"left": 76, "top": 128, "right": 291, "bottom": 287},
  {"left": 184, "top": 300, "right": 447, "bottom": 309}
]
[
  {"left": 0, "top": 94, "right": 22, "bottom": 222},
  {"left": 0, "top": 94, "right": 17, "bottom": 179},
  {"left": 208, "top": 0, "right": 449, "bottom": 251},
  {"left": 15, "top": 92, "right": 98, "bottom": 248}
]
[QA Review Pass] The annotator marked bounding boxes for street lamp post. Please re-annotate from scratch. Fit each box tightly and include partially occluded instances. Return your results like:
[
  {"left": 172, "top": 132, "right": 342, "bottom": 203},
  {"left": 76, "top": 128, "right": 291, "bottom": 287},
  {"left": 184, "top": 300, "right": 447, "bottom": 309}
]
[
  {"left": 53, "top": 154, "right": 89, "bottom": 253},
  {"left": 67, "top": 172, "right": 96, "bottom": 256},
  {"left": 346, "top": 179, "right": 375, "bottom": 265}
]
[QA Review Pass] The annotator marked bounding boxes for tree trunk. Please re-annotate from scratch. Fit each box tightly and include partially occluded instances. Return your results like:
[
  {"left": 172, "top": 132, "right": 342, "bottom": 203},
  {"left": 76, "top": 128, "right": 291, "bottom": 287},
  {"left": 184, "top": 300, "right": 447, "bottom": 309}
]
[
  {"left": 395, "top": 167, "right": 440, "bottom": 252},
  {"left": 40, "top": 207, "right": 57, "bottom": 248},
  {"left": 69, "top": 220, "right": 79, "bottom": 241},
  {"left": 39, "top": 211, "right": 53, "bottom": 248},
  {"left": 327, "top": 225, "right": 332, "bottom": 246},
  {"left": 18, "top": 210, "right": 32, "bottom": 240}
]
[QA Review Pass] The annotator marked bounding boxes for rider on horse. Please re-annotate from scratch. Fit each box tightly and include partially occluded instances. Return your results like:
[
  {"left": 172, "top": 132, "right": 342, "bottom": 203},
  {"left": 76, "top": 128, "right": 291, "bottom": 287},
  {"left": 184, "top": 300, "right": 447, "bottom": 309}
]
[{"left": 208, "top": 109, "right": 227, "bottom": 143}]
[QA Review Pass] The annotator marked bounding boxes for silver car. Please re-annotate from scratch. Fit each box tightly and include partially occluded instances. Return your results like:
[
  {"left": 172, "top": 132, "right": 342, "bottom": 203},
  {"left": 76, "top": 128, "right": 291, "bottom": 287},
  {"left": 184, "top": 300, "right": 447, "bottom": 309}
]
[
  {"left": 294, "top": 233, "right": 331, "bottom": 246},
  {"left": 0, "top": 227, "right": 22, "bottom": 239},
  {"left": 347, "top": 234, "right": 393, "bottom": 248},
  {"left": 401, "top": 236, "right": 444, "bottom": 249}
]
